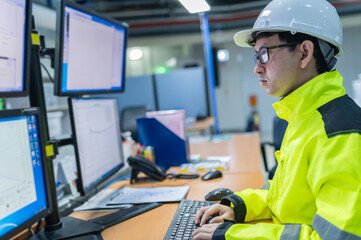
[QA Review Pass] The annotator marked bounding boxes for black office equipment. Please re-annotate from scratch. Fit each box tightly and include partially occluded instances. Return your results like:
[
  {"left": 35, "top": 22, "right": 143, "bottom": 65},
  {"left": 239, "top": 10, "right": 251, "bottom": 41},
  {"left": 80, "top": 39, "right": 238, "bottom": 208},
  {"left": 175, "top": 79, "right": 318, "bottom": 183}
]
[
  {"left": 68, "top": 98, "right": 125, "bottom": 195},
  {"left": 163, "top": 199, "right": 215, "bottom": 240},
  {"left": 173, "top": 173, "right": 200, "bottom": 179},
  {"left": 0, "top": 0, "right": 31, "bottom": 98},
  {"left": 205, "top": 188, "right": 233, "bottom": 201},
  {"left": 201, "top": 170, "right": 223, "bottom": 181},
  {"left": 128, "top": 155, "right": 167, "bottom": 182},
  {"left": 54, "top": 0, "right": 128, "bottom": 96},
  {"left": 89, "top": 202, "right": 162, "bottom": 229},
  {"left": 0, "top": 108, "right": 52, "bottom": 239}
]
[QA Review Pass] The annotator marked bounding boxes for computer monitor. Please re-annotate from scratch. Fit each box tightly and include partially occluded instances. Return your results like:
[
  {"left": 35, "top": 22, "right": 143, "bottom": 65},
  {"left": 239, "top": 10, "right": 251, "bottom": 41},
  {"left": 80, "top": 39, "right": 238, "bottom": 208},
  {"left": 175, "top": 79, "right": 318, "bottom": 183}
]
[
  {"left": 0, "top": 108, "right": 52, "bottom": 239},
  {"left": 0, "top": 0, "right": 31, "bottom": 97},
  {"left": 54, "top": 0, "right": 128, "bottom": 96},
  {"left": 68, "top": 98, "right": 124, "bottom": 195},
  {"left": 154, "top": 67, "right": 209, "bottom": 120}
]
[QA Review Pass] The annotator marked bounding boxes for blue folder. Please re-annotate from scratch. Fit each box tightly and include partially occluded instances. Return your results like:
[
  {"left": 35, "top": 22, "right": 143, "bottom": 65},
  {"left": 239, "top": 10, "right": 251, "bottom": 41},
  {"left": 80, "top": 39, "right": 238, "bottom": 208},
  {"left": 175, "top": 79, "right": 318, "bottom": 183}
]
[{"left": 137, "top": 117, "right": 188, "bottom": 169}]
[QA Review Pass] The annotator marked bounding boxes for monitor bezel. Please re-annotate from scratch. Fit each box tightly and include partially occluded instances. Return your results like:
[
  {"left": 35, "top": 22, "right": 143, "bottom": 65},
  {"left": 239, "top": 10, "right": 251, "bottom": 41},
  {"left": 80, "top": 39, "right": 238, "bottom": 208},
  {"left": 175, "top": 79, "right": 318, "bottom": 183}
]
[
  {"left": 68, "top": 97, "right": 125, "bottom": 196},
  {"left": 0, "top": 107, "right": 53, "bottom": 240},
  {"left": 54, "top": 0, "right": 128, "bottom": 97},
  {"left": 0, "top": 0, "right": 31, "bottom": 98}
]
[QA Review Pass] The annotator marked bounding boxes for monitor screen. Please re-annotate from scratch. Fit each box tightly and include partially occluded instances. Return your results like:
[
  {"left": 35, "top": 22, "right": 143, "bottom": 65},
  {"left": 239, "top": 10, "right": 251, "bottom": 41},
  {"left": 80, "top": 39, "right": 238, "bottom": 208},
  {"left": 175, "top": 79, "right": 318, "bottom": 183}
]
[
  {"left": 68, "top": 98, "right": 124, "bottom": 195},
  {"left": 0, "top": 108, "right": 52, "bottom": 239},
  {"left": 154, "top": 67, "right": 209, "bottom": 120},
  {"left": 0, "top": 0, "right": 31, "bottom": 97},
  {"left": 54, "top": 0, "right": 128, "bottom": 96}
]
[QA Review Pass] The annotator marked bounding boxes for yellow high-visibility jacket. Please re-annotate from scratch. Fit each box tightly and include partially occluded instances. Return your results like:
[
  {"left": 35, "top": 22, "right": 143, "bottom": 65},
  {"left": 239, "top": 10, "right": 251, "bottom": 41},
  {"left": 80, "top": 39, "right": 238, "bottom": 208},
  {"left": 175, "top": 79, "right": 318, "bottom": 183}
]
[{"left": 214, "top": 70, "right": 361, "bottom": 240}]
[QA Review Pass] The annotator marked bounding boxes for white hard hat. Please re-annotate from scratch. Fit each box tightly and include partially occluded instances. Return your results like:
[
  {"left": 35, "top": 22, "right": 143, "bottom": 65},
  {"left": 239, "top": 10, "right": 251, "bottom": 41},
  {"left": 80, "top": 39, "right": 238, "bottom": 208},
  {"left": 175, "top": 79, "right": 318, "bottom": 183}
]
[{"left": 234, "top": 0, "right": 344, "bottom": 56}]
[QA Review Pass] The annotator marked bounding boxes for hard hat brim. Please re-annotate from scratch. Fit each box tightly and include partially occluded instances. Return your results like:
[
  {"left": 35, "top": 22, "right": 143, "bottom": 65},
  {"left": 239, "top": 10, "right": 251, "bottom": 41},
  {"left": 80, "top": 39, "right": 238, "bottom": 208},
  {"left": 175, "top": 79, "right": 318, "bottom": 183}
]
[
  {"left": 234, "top": 27, "right": 291, "bottom": 47},
  {"left": 234, "top": 28, "right": 256, "bottom": 48},
  {"left": 233, "top": 27, "right": 344, "bottom": 57}
]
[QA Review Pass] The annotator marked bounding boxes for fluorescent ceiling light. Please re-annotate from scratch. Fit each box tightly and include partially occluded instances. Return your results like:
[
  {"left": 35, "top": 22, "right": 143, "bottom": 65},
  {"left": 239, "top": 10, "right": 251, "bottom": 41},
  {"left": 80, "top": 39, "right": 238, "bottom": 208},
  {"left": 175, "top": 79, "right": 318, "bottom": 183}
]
[
  {"left": 129, "top": 48, "right": 143, "bottom": 61},
  {"left": 217, "top": 49, "right": 229, "bottom": 62},
  {"left": 178, "top": 0, "right": 210, "bottom": 14}
]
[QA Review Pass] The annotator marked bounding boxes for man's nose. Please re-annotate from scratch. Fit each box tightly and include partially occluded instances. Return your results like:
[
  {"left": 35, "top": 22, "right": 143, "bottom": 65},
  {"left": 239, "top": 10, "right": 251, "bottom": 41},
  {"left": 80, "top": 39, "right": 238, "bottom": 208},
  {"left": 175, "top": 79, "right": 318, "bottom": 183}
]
[{"left": 254, "top": 60, "right": 264, "bottom": 75}]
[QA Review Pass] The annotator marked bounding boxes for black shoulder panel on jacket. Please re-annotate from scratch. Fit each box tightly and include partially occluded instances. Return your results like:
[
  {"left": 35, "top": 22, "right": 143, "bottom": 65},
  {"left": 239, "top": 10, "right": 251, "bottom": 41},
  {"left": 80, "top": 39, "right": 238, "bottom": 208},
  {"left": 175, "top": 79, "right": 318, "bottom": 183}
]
[{"left": 317, "top": 95, "right": 361, "bottom": 138}]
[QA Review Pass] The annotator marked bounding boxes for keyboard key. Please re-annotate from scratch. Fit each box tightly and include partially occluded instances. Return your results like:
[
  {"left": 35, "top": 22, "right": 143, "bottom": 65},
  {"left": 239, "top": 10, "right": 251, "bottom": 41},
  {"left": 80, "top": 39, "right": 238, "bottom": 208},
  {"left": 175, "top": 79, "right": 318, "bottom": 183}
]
[{"left": 163, "top": 199, "right": 215, "bottom": 240}]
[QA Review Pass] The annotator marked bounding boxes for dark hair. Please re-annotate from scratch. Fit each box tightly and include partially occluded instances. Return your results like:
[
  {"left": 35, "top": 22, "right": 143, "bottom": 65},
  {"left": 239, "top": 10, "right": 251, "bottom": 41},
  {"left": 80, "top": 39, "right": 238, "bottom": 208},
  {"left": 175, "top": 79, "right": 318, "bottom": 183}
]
[{"left": 247, "top": 31, "right": 335, "bottom": 74}]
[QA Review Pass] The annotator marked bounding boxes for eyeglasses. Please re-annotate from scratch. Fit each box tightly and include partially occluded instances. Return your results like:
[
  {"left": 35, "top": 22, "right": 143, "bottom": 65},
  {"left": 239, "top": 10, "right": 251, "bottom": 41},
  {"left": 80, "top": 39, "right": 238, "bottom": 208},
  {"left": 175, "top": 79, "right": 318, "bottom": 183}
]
[{"left": 254, "top": 43, "right": 298, "bottom": 64}]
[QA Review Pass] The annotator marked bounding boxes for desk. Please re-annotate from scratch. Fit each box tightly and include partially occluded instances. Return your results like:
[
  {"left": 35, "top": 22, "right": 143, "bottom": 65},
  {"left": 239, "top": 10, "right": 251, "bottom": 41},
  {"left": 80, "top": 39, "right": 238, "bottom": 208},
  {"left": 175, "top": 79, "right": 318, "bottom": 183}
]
[
  {"left": 70, "top": 133, "right": 264, "bottom": 240},
  {"left": 72, "top": 172, "right": 264, "bottom": 240},
  {"left": 186, "top": 117, "right": 214, "bottom": 134}
]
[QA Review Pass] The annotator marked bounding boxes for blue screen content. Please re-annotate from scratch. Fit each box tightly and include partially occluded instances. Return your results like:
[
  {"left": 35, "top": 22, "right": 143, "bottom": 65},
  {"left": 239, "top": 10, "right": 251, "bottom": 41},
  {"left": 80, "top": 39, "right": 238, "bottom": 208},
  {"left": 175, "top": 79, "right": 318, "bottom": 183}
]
[
  {"left": 0, "top": 115, "right": 48, "bottom": 237},
  {"left": 60, "top": 5, "right": 127, "bottom": 94},
  {"left": 0, "top": 0, "right": 27, "bottom": 93}
]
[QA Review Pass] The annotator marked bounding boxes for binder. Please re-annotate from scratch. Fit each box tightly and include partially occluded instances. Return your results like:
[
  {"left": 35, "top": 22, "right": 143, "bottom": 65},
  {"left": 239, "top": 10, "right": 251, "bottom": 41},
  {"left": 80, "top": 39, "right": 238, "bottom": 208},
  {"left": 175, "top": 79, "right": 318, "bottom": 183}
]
[{"left": 137, "top": 117, "right": 188, "bottom": 169}]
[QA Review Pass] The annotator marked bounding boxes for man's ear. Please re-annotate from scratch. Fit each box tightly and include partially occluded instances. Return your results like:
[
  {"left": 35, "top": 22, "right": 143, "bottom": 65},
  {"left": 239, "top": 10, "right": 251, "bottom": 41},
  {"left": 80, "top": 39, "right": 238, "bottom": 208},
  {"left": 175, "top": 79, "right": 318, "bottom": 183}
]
[{"left": 299, "top": 40, "right": 314, "bottom": 69}]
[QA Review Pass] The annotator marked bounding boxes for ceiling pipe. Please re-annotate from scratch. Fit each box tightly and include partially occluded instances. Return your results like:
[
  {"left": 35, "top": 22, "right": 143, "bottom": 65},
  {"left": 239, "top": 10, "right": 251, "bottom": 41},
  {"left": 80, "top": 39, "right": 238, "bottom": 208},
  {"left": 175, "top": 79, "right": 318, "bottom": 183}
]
[{"left": 128, "top": 0, "right": 361, "bottom": 30}]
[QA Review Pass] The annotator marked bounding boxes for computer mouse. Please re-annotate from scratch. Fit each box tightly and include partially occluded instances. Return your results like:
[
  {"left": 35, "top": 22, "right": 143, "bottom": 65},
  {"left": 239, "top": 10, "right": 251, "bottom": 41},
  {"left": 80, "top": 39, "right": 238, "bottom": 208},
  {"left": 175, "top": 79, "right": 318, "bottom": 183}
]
[
  {"left": 201, "top": 170, "right": 223, "bottom": 181},
  {"left": 205, "top": 188, "right": 234, "bottom": 201}
]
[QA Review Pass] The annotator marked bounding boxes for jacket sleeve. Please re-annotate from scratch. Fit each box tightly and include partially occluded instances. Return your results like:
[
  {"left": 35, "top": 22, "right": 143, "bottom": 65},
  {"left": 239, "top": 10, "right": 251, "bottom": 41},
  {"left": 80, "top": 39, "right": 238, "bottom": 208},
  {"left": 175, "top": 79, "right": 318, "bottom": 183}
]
[
  {"left": 235, "top": 186, "right": 272, "bottom": 222},
  {"left": 213, "top": 133, "right": 361, "bottom": 240},
  {"left": 221, "top": 181, "right": 272, "bottom": 223}
]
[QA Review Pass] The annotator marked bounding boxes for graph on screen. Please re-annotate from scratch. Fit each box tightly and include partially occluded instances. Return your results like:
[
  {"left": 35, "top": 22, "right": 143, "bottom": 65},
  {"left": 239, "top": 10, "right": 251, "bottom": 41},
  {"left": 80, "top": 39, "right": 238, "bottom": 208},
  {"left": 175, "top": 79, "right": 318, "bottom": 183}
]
[
  {"left": 70, "top": 98, "right": 123, "bottom": 193},
  {"left": 0, "top": 118, "right": 36, "bottom": 220}
]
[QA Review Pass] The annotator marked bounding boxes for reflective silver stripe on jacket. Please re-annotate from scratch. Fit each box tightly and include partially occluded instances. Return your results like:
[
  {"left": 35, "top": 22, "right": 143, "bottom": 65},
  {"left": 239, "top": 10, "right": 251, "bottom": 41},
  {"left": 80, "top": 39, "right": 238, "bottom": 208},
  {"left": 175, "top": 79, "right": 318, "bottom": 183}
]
[
  {"left": 280, "top": 224, "right": 302, "bottom": 240},
  {"left": 313, "top": 214, "right": 361, "bottom": 240}
]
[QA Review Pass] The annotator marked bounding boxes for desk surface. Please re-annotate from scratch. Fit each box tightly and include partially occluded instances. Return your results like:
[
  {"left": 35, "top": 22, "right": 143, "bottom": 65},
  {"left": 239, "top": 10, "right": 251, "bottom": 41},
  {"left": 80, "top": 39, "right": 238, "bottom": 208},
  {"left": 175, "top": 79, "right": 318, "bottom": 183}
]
[
  {"left": 186, "top": 117, "right": 214, "bottom": 132},
  {"left": 189, "top": 133, "right": 262, "bottom": 173},
  {"left": 72, "top": 172, "right": 264, "bottom": 240},
  {"left": 71, "top": 133, "right": 264, "bottom": 240}
]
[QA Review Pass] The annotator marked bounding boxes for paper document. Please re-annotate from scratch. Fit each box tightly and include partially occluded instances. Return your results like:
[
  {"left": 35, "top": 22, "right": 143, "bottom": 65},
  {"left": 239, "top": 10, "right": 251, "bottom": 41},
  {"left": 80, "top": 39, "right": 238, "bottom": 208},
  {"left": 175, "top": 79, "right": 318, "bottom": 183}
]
[
  {"left": 74, "top": 188, "right": 132, "bottom": 212},
  {"left": 179, "top": 162, "right": 228, "bottom": 173},
  {"left": 108, "top": 186, "right": 189, "bottom": 205},
  {"left": 206, "top": 156, "right": 231, "bottom": 162}
]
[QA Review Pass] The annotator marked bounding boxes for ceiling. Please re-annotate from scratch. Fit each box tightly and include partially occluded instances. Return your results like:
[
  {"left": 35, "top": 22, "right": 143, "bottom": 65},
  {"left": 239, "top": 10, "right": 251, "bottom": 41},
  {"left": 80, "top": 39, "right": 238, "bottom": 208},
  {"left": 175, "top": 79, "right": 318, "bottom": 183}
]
[{"left": 34, "top": 0, "right": 361, "bottom": 37}]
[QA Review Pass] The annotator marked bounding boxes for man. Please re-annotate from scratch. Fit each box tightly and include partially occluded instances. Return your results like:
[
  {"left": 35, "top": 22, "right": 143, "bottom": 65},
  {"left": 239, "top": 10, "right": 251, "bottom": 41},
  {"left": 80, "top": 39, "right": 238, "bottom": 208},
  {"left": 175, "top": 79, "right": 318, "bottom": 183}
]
[{"left": 192, "top": 0, "right": 361, "bottom": 239}]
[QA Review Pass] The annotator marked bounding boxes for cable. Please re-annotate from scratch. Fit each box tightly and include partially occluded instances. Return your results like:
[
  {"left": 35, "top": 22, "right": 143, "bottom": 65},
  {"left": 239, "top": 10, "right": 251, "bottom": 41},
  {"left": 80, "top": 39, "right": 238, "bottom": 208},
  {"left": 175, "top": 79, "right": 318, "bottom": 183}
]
[
  {"left": 40, "top": 62, "right": 54, "bottom": 82},
  {"left": 34, "top": 219, "right": 42, "bottom": 234},
  {"left": 26, "top": 227, "right": 34, "bottom": 239}
]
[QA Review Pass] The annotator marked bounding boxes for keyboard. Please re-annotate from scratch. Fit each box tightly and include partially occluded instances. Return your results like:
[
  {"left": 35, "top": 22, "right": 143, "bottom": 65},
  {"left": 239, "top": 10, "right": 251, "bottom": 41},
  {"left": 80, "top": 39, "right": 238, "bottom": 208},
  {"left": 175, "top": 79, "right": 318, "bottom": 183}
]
[{"left": 163, "top": 199, "right": 216, "bottom": 240}]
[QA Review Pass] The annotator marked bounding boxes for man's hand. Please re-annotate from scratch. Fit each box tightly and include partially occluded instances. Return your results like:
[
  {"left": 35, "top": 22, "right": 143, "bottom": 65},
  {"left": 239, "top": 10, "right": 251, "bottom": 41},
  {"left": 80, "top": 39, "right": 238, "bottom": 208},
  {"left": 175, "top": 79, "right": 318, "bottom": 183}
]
[
  {"left": 192, "top": 223, "right": 221, "bottom": 240},
  {"left": 194, "top": 204, "right": 234, "bottom": 226}
]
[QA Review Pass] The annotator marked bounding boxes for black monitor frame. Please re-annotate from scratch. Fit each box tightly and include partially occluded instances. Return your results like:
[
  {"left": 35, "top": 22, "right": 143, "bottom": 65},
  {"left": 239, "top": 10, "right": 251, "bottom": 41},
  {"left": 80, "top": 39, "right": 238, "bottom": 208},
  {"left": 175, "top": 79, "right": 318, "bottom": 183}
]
[
  {"left": 0, "top": 0, "right": 31, "bottom": 98},
  {"left": 54, "top": 0, "right": 128, "bottom": 97},
  {"left": 0, "top": 107, "right": 53, "bottom": 240},
  {"left": 67, "top": 97, "right": 125, "bottom": 196}
]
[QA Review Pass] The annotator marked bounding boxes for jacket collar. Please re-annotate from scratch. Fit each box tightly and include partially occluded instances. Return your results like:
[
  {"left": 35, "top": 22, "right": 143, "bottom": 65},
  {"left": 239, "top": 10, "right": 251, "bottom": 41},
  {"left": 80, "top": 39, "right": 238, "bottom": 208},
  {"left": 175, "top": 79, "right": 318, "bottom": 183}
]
[{"left": 273, "top": 70, "right": 346, "bottom": 124}]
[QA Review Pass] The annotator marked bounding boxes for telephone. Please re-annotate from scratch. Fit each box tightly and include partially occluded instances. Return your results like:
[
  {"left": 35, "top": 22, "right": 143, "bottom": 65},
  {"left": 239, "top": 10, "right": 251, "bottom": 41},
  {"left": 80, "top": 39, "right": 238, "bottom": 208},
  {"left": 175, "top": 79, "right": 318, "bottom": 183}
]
[{"left": 128, "top": 155, "right": 167, "bottom": 183}]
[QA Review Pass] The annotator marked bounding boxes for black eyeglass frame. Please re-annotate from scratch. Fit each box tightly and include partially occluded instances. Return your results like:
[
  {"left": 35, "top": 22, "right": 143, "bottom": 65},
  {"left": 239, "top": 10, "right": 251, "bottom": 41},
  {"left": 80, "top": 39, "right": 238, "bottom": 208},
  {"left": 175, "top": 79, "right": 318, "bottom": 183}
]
[{"left": 254, "top": 42, "right": 298, "bottom": 64}]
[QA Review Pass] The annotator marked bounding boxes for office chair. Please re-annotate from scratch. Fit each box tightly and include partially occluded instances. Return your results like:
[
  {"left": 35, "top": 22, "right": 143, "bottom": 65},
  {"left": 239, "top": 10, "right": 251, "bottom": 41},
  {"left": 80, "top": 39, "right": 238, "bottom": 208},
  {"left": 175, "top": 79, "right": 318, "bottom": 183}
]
[
  {"left": 121, "top": 105, "right": 151, "bottom": 142},
  {"left": 261, "top": 116, "right": 288, "bottom": 179}
]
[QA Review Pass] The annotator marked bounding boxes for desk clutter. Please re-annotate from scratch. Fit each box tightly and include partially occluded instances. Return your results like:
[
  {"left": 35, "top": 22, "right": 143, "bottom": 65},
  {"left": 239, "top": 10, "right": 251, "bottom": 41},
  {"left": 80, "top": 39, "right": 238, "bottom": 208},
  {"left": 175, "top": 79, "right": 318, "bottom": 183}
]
[
  {"left": 180, "top": 161, "right": 228, "bottom": 173},
  {"left": 74, "top": 186, "right": 189, "bottom": 212}
]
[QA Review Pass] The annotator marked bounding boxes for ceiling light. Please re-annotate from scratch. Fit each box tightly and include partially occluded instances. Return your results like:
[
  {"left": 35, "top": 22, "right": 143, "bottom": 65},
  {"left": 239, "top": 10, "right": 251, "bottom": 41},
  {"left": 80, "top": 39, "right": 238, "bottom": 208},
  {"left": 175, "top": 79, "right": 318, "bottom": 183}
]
[
  {"left": 129, "top": 48, "right": 143, "bottom": 61},
  {"left": 178, "top": 0, "right": 210, "bottom": 14},
  {"left": 217, "top": 49, "right": 229, "bottom": 62}
]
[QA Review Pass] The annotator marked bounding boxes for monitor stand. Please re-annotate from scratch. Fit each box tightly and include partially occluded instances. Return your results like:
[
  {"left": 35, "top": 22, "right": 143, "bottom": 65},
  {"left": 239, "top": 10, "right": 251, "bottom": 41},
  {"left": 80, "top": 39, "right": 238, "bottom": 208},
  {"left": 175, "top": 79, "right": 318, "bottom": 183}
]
[
  {"left": 29, "top": 216, "right": 103, "bottom": 240},
  {"left": 30, "top": 202, "right": 162, "bottom": 240}
]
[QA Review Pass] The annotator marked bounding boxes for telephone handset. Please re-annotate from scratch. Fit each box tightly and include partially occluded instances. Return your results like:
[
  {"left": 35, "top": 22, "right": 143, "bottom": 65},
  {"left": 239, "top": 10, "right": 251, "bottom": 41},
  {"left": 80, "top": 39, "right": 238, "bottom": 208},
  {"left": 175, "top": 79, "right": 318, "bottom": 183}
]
[{"left": 128, "top": 155, "right": 167, "bottom": 183}]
